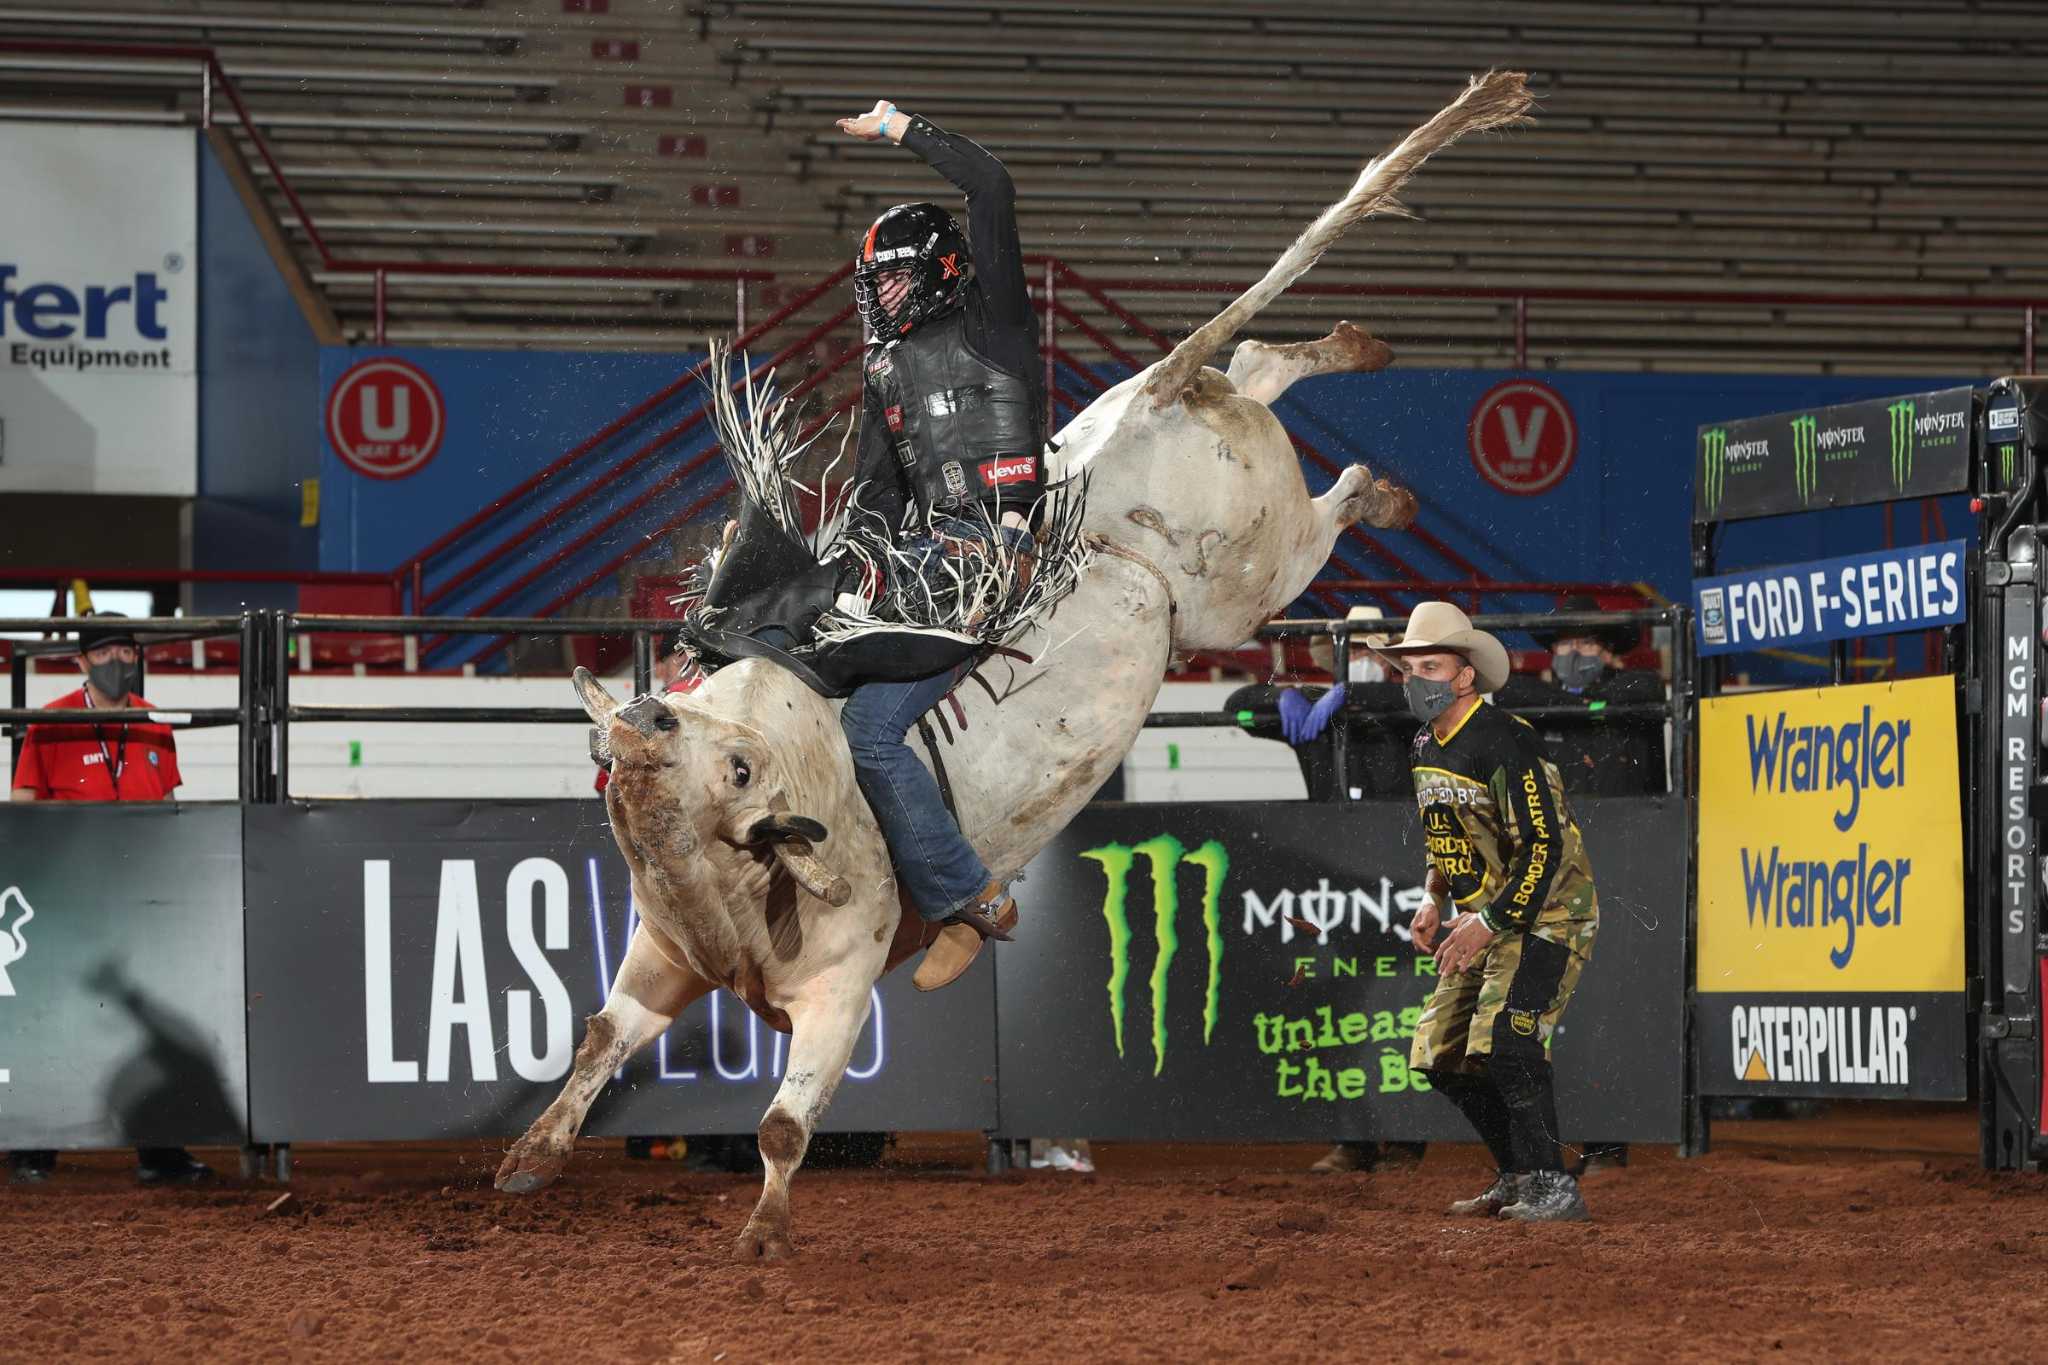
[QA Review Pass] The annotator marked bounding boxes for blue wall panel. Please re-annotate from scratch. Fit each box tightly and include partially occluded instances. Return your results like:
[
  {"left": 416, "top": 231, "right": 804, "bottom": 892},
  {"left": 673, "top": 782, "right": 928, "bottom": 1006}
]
[
  {"left": 316, "top": 346, "right": 710, "bottom": 576},
  {"left": 311, "top": 342, "right": 1982, "bottom": 623},
  {"left": 195, "top": 138, "right": 319, "bottom": 612}
]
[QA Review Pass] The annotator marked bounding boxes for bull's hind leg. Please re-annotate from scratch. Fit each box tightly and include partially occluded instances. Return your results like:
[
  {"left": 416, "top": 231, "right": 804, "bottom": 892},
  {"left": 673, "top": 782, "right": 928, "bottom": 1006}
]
[
  {"left": 734, "top": 968, "right": 878, "bottom": 1262},
  {"left": 1225, "top": 320, "right": 1393, "bottom": 405},
  {"left": 496, "top": 922, "right": 710, "bottom": 1194}
]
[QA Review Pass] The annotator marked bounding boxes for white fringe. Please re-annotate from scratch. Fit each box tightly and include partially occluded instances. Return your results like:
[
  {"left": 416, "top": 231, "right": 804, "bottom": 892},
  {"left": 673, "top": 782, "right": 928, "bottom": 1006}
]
[{"left": 677, "top": 340, "right": 1092, "bottom": 653}]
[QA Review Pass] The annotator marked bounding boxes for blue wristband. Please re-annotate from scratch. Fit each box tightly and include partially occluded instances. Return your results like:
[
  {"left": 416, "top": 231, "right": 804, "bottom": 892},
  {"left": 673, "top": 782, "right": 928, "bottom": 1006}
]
[{"left": 878, "top": 103, "right": 894, "bottom": 137}]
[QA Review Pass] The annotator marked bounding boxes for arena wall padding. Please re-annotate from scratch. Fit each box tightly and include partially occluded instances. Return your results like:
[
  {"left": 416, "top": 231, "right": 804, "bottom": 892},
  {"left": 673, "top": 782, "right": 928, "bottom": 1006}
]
[
  {"left": 243, "top": 800, "right": 998, "bottom": 1143},
  {"left": 0, "top": 804, "right": 248, "bottom": 1150},
  {"left": 992, "top": 799, "right": 1689, "bottom": 1144}
]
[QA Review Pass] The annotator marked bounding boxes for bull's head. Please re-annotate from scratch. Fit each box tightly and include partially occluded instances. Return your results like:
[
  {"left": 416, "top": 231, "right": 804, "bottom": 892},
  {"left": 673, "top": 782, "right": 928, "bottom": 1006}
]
[{"left": 574, "top": 667, "right": 850, "bottom": 906}]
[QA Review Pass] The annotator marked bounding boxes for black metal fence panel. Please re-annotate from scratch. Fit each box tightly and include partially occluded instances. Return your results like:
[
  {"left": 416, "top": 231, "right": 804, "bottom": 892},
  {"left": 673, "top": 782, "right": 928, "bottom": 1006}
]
[{"left": 0, "top": 804, "right": 247, "bottom": 1149}]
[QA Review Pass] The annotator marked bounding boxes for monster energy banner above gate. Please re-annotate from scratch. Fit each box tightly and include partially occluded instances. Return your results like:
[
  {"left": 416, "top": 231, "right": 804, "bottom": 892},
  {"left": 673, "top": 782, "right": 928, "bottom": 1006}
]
[
  {"left": 994, "top": 798, "right": 1688, "bottom": 1144},
  {"left": 1695, "top": 386, "right": 1975, "bottom": 523}
]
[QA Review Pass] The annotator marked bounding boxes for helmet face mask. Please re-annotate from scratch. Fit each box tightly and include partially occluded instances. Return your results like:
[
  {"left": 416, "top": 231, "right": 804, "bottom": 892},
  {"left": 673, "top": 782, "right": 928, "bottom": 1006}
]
[{"left": 854, "top": 202, "right": 972, "bottom": 337}]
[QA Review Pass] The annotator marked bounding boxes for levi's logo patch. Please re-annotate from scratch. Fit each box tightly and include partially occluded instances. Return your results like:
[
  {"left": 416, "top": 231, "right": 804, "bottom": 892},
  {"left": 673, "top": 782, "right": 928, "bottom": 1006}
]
[{"left": 976, "top": 456, "right": 1038, "bottom": 487}]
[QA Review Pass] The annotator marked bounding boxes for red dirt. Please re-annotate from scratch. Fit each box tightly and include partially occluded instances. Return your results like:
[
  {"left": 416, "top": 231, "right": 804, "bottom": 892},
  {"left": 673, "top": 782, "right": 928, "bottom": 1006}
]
[{"left": 4, "top": 1107, "right": 2045, "bottom": 1362}]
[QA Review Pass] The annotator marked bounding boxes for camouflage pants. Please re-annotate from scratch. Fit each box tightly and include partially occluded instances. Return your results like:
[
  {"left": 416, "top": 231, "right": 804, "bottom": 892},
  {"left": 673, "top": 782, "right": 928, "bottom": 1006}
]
[{"left": 1409, "top": 912, "right": 1598, "bottom": 1074}]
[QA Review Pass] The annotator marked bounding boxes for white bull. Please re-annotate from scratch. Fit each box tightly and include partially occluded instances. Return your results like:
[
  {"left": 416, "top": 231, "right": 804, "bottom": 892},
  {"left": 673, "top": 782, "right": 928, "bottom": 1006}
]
[{"left": 496, "top": 71, "right": 1532, "bottom": 1260}]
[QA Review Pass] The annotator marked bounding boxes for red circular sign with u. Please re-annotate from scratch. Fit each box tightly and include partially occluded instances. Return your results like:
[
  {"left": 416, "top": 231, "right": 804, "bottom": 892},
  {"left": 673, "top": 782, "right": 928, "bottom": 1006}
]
[
  {"left": 1467, "top": 379, "right": 1576, "bottom": 496},
  {"left": 327, "top": 357, "right": 445, "bottom": 480}
]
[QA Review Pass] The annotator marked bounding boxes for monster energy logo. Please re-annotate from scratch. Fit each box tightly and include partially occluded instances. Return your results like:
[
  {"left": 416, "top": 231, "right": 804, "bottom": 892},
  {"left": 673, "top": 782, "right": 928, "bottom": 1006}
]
[
  {"left": 1790, "top": 414, "right": 1818, "bottom": 503},
  {"left": 1701, "top": 428, "right": 1727, "bottom": 513},
  {"left": 2001, "top": 443, "right": 2018, "bottom": 487},
  {"left": 1082, "top": 836, "right": 1229, "bottom": 1076},
  {"left": 1888, "top": 399, "right": 1915, "bottom": 490}
]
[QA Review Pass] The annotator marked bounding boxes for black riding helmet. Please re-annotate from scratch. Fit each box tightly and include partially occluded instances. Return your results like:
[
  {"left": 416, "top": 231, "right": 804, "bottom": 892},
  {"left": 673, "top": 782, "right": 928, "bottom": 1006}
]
[{"left": 853, "top": 202, "right": 973, "bottom": 337}]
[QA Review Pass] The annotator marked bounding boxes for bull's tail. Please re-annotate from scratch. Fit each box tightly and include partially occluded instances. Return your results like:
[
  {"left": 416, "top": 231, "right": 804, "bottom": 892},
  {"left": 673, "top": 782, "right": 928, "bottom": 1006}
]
[{"left": 1140, "top": 70, "right": 1532, "bottom": 409}]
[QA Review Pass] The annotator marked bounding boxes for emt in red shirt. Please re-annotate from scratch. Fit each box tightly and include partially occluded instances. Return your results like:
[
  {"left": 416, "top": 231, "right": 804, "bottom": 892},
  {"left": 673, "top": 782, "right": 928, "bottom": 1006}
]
[
  {"left": 11, "top": 616, "right": 181, "bottom": 802},
  {"left": 9, "top": 614, "right": 210, "bottom": 1185}
]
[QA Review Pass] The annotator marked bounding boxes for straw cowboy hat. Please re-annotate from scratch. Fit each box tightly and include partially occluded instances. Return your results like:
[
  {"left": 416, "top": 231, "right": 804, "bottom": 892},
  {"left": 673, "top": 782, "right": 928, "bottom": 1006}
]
[
  {"left": 1367, "top": 601, "right": 1511, "bottom": 694},
  {"left": 1309, "top": 604, "right": 1385, "bottom": 674}
]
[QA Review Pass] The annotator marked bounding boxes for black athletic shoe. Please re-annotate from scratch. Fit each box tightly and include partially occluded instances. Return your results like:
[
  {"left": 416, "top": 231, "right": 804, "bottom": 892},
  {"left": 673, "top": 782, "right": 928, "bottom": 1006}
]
[
  {"left": 1447, "top": 1171, "right": 1523, "bottom": 1217},
  {"left": 136, "top": 1150, "right": 214, "bottom": 1186},
  {"left": 1500, "top": 1169, "right": 1590, "bottom": 1223}
]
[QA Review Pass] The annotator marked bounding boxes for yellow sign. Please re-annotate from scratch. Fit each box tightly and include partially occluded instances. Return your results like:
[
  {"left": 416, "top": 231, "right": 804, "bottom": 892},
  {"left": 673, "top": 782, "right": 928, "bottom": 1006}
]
[
  {"left": 1698, "top": 675, "right": 1963, "bottom": 993},
  {"left": 300, "top": 477, "right": 321, "bottom": 528}
]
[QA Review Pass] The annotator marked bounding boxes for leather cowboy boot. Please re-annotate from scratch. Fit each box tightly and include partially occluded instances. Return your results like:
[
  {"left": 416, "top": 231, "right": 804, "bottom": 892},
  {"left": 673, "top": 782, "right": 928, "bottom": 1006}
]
[{"left": 912, "top": 879, "right": 1018, "bottom": 992}]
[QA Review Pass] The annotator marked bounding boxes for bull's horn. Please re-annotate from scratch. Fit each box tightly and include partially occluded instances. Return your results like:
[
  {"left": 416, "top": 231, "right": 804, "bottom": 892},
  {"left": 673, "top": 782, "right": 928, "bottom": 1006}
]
[
  {"left": 773, "top": 842, "right": 852, "bottom": 907},
  {"left": 571, "top": 666, "right": 620, "bottom": 724}
]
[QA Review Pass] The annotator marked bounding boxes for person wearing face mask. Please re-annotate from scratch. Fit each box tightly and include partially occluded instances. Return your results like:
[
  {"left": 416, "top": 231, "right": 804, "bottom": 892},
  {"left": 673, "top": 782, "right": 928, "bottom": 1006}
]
[
  {"left": 1367, "top": 602, "right": 1601, "bottom": 1223},
  {"left": 1225, "top": 606, "right": 1412, "bottom": 804},
  {"left": 1533, "top": 595, "right": 1667, "bottom": 799},
  {"left": 9, "top": 614, "right": 211, "bottom": 1186},
  {"left": 11, "top": 615, "right": 181, "bottom": 805}
]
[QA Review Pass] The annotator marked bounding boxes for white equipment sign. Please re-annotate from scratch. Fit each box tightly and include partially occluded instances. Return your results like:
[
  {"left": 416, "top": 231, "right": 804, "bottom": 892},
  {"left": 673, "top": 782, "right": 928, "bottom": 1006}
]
[{"left": 0, "top": 124, "right": 197, "bottom": 495}]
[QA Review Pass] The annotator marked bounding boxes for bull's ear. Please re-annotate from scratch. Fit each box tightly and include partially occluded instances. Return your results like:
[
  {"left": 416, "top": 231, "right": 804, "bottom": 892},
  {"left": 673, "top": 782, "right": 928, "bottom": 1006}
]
[
  {"left": 572, "top": 666, "right": 619, "bottom": 724},
  {"left": 743, "top": 814, "right": 829, "bottom": 845},
  {"left": 736, "top": 811, "right": 850, "bottom": 907}
]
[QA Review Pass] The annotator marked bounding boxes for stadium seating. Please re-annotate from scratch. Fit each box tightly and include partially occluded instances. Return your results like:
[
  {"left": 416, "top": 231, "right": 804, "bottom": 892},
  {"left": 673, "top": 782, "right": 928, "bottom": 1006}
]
[{"left": 4, "top": 0, "right": 2041, "bottom": 371}]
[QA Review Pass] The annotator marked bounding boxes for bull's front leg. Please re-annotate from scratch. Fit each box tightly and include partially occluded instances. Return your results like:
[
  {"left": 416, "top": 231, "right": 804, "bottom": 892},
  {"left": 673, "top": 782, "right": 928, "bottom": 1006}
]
[
  {"left": 496, "top": 922, "right": 710, "bottom": 1194},
  {"left": 734, "top": 968, "right": 879, "bottom": 1262}
]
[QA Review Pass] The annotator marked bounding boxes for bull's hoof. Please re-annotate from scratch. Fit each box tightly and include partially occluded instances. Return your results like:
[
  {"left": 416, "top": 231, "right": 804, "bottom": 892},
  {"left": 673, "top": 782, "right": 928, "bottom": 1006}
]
[
  {"left": 732, "top": 1219, "right": 797, "bottom": 1263},
  {"left": 494, "top": 1137, "right": 569, "bottom": 1195}
]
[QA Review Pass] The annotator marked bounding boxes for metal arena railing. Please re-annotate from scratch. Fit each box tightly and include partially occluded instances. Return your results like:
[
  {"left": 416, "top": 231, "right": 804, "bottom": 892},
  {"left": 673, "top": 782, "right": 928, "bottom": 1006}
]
[
  {"left": 3, "top": 615, "right": 263, "bottom": 798},
  {"left": 1, "top": 614, "right": 682, "bottom": 802},
  {"left": 1144, "top": 605, "right": 1694, "bottom": 803},
  {"left": 4, "top": 606, "right": 1691, "bottom": 805}
]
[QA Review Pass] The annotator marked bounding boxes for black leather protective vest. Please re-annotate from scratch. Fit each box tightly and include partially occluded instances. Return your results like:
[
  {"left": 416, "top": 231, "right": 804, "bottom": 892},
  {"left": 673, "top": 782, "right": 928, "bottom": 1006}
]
[{"left": 863, "top": 308, "right": 1046, "bottom": 517}]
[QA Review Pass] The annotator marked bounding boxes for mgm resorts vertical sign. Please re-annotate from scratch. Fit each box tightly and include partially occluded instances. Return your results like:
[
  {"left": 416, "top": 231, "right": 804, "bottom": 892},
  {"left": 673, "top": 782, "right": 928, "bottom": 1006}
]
[
  {"left": 1695, "top": 676, "right": 1966, "bottom": 1098},
  {"left": 1696, "top": 386, "right": 1974, "bottom": 523}
]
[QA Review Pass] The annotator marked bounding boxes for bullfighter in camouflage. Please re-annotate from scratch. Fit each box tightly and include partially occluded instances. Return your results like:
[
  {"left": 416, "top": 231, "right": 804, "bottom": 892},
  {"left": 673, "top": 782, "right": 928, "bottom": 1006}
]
[{"left": 1371, "top": 601, "right": 1600, "bottom": 1222}]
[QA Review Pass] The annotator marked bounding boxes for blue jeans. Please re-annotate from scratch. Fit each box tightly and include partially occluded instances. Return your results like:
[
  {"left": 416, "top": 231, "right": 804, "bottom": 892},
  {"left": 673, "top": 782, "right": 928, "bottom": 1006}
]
[
  {"left": 840, "top": 518, "right": 1031, "bottom": 922},
  {"left": 841, "top": 654, "right": 989, "bottom": 922}
]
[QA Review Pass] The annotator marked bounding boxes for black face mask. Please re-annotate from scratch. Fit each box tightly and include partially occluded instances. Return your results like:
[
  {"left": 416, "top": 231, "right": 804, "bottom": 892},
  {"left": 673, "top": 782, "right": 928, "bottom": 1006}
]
[
  {"left": 1553, "top": 652, "right": 1609, "bottom": 693},
  {"left": 88, "top": 658, "right": 141, "bottom": 702},
  {"left": 1404, "top": 674, "right": 1459, "bottom": 724}
]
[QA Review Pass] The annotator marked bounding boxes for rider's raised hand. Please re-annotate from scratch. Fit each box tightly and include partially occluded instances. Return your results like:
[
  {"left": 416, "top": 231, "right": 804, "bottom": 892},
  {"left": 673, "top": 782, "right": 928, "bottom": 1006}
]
[{"left": 835, "top": 100, "right": 907, "bottom": 144}]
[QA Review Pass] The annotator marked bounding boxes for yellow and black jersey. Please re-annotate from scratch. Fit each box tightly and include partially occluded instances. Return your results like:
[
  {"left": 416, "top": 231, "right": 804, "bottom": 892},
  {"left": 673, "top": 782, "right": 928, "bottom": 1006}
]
[{"left": 1410, "top": 699, "right": 1598, "bottom": 934}]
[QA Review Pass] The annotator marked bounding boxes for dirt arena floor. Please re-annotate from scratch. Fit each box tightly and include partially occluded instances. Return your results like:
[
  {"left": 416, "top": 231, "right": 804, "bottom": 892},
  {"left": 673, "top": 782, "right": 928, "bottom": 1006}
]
[{"left": 3, "top": 1105, "right": 2042, "bottom": 1362}]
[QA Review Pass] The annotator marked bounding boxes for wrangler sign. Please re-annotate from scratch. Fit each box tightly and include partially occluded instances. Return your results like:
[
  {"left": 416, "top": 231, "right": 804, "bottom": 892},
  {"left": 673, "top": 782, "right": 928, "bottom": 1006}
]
[{"left": 1696, "top": 676, "right": 1966, "bottom": 1098}]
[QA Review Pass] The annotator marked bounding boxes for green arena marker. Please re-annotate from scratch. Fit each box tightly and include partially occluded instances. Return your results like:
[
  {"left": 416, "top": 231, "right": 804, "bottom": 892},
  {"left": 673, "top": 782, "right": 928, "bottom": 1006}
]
[
  {"left": 1235, "top": 708, "right": 1255, "bottom": 727},
  {"left": 349, "top": 739, "right": 363, "bottom": 767},
  {"left": 1167, "top": 742, "right": 1181, "bottom": 770},
  {"left": 1586, "top": 700, "right": 1608, "bottom": 714}
]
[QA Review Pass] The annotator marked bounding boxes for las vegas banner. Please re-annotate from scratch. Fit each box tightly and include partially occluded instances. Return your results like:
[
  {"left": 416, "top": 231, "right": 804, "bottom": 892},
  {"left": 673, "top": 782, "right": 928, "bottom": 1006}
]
[{"left": 1696, "top": 675, "right": 1966, "bottom": 1098}]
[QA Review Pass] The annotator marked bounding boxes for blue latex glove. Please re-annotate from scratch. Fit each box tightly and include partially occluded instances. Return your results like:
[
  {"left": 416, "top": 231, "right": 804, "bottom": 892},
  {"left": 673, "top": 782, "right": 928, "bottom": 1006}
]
[
  {"left": 1279, "top": 684, "right": 1347, "bottom": 744},
  {"left": 1276, "top": 688, "right": 1312, "bottom": 744},
  {"left": 1300, "top": 683, "right": 1347, "bottom": 743}
]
